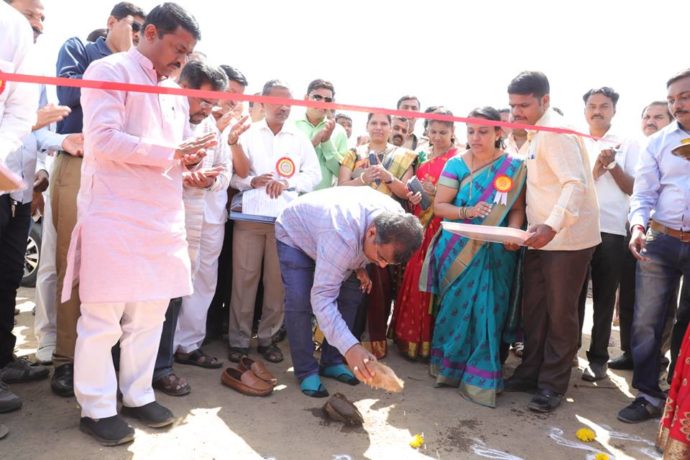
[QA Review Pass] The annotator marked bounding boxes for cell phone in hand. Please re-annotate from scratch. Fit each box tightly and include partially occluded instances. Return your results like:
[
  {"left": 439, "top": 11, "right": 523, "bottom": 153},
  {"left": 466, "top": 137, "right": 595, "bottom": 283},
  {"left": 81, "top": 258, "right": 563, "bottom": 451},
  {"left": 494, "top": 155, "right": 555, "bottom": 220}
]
[
  {"left": 407, "top": 176, "right": 431, "bottom": 210},
  {"left": 368, "top": 152, "right": 381, "bottom": 186}
]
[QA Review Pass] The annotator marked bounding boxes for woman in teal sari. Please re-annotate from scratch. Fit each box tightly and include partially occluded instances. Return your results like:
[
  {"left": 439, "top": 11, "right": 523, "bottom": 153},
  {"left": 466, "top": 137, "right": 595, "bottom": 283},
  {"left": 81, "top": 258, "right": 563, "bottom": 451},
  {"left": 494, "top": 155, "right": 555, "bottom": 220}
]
[{"left": 421, "top": 107, "right": 526, "bottom": 408}]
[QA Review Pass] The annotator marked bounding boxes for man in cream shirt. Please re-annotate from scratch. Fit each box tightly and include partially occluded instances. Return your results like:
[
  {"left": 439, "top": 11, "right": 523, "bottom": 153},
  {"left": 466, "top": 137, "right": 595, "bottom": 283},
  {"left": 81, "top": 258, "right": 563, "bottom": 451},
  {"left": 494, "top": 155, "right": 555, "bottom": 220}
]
[
  {"left": 577, "top": 87, "right": 639, "bottom": 382},
  {"left": 503, "top": 71, "right": 600, "bottom": 413}
]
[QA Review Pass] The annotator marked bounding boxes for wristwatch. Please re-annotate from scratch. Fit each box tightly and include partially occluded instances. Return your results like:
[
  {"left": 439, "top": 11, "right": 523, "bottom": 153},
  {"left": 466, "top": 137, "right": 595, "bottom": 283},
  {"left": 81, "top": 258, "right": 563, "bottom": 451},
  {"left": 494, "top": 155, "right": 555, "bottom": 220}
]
[{"left": 605, "top": 160, "right": 617, "bottom": 170}]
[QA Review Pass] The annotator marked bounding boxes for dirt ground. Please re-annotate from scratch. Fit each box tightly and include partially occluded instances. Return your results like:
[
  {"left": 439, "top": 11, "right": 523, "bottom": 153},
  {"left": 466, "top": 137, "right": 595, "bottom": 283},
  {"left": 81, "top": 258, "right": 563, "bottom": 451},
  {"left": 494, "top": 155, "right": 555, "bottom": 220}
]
[{"left": 2, "top": 288, "right": 661, "bottom": 460}]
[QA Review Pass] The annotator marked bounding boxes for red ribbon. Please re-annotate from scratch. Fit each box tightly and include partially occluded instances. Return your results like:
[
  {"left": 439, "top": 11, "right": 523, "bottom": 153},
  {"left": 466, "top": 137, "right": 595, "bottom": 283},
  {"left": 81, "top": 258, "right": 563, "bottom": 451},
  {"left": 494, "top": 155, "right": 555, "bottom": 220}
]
[{"left": 0, "top": 71, "right": 593, "bottom": 138}]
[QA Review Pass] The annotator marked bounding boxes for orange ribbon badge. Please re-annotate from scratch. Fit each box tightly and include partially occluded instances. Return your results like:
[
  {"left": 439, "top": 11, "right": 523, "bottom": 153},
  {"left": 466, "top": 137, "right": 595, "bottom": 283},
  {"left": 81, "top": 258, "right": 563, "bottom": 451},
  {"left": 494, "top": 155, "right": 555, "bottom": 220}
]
[
  {"left": 493, "top": 175, "right": 513, "bottom": 206},
  {"left": 276, "top": 156, "right": 296, "bottom": 178}
]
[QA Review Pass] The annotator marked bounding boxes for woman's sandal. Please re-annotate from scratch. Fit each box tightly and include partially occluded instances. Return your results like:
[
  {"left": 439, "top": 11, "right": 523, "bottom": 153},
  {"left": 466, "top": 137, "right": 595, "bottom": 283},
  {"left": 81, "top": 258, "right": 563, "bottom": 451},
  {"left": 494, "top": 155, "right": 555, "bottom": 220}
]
[
  {"left": 257, "top": 344, "right": 284, "bottom": 363},
  {"left": 228, "top": 347, "right": 249, "bottom": 363},
  {"left": 175, "top": 349, "right": 222, "bottom": 369},
  {"left": 153, "top": 372, "right": 191, "bottom": 397},
  {"left": 320, "top": 364, "right": 359, "bottom": 386},
  {"left": 300, "top": 374, "right": 329, "bottom": 398}
]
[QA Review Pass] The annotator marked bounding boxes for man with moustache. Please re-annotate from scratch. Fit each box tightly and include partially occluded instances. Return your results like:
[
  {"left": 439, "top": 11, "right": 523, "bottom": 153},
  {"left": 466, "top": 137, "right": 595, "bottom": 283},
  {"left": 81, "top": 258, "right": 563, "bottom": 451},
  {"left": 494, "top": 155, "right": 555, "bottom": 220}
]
[
  {"left": 227, "top": 80, "right": 320, "bottom": 364},
  {"left": 390, "top": 116, "right": 410, "bottom": 148},
  {"left": 397, "top": 95, "right": 421, "bottom": 150},
  {"left": 295, "top": 79, "right": 348, "bottom": 190},
  {"left": 148, "top": 60, "right": 229, "bottom": 396},
  {"left": 618, "top": 69, "right": 690, "bottom": 423},
  {"left": 576, "top": 87, "right": 639, "bottom": 382},
  {"left": 50, "top": 1, "right": 146, "bottom": 398},
  {"left": 65, "top": 3, "right": 215, "bottom": 445},
  {"left": 503, "top": 71, "right": 600, "bottom": 413},
  {"left": 609, "top": 100, "right": 674, "bottom": 371}
]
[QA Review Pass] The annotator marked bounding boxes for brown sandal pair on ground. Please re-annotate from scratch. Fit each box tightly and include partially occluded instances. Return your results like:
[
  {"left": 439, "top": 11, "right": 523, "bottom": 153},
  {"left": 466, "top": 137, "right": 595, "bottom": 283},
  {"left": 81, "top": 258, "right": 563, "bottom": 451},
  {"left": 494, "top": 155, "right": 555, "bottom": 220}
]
[
  {"left": 221, "top": 356, "right": 277, "bottom": 397},
  {"left": 153, "top": 349, "right": 222, "bottom": 397}
]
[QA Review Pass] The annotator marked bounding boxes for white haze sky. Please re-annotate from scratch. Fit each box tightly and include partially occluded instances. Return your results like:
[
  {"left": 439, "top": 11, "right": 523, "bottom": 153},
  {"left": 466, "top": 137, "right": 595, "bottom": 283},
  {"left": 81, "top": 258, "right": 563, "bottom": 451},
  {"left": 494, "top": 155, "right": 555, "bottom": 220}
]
[{"left": 34, "top": 0, "right": 687, "bottom": 139}]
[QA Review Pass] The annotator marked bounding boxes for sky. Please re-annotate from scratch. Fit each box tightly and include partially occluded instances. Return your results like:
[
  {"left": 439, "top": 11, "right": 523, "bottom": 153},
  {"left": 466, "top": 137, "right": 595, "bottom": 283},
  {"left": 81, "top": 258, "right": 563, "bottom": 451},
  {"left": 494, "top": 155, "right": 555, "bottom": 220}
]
[{"left": 34, "top": 0, "right": 688, "bottom": 139}]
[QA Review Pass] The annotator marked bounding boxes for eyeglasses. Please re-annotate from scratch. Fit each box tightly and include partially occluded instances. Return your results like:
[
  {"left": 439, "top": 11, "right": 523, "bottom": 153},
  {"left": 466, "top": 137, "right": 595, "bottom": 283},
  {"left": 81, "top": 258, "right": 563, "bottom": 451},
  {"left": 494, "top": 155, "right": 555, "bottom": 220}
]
[
  {"left": 198, "top": 99, "right": 218, "bottom": 110},
  {"left": 311, "top": 94, "right": 333, "bottom": 103},
  {"left": 132, "top": 22, "right": 143, "bottom": 33}
]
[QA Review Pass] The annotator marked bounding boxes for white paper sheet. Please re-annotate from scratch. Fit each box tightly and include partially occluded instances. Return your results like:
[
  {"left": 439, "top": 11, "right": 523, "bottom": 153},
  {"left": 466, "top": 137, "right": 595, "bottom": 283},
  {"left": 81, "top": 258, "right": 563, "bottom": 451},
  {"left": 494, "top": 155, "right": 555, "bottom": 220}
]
[
  {"left": 241, "top": 188, "right": 296, "bottom": 218},
  {"left": 442, "top": 222, "right": 530, "bottom": 245}
]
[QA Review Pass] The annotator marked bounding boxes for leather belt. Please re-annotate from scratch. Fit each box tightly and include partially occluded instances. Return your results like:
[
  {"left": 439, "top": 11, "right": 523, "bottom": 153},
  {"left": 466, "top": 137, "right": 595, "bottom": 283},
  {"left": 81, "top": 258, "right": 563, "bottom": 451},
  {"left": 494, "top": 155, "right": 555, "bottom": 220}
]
[{"left": 650, "top": 220, "right": 690, "bottom": 243}]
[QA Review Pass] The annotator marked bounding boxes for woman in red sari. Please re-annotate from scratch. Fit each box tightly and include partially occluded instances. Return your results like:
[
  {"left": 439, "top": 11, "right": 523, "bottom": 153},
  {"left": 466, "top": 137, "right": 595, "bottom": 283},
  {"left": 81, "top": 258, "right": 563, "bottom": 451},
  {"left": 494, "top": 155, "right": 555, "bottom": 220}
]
[
  {"left": 658, "top": 316, "right": 690, "bottom": 458},
  {"left": 391, "top": 109, "right": 457, "bottom": 360}
]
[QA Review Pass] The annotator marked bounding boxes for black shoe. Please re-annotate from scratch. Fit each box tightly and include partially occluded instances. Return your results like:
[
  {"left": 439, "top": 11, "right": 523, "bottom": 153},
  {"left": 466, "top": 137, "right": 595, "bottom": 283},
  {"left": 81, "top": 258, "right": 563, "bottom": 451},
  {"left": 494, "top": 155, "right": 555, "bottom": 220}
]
[
  {"left": 608, "top": 353, "right": 634, "bottom": 370},
  {"left": 582, "top": 362, "right": 608, "bottom": 382},
  {"left": 79, "top": 415, "right": 134, "bottom": 446},
  {"left": 503, "top": 377, "right": 537, "bottom": 393},
  {"left": 0, "top": 380, "right": 22, "bottom": 413},
  {"left": 272, "top": 325, "right": 287, "bottom": 344},
  {"left": 0, "top": 356, "right": 49, "bottom": 383},
  {"left": 617, "top": 397, "right": 662, "bottom": 423},
  {"left": 528, "top": 388, "right": 562, "bottom": 413},
  {"left": 51, "top": 363, "right": 74, "bottom": 397},
  {"left": 121, "top": 401, "right": 176, "bottom": 428}
]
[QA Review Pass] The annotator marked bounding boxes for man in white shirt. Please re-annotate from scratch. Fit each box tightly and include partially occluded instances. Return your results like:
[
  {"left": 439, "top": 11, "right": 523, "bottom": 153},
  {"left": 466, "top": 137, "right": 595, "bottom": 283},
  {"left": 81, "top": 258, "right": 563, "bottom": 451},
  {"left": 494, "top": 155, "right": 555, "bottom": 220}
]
[
  {"left": 610, "top": 101, "right": 673, "bottom": 371},
  {"left": 227, "top": 80, "right": 321, "bottom": 364},
  {"left": 0, "top": 0, "right": 40, "bottom": 433},
  {"left": 148, "top": 60, "right": 229, "bottom": 396},
  {"left": 577, "top": 87, "right": 639, "bottom": 382}
]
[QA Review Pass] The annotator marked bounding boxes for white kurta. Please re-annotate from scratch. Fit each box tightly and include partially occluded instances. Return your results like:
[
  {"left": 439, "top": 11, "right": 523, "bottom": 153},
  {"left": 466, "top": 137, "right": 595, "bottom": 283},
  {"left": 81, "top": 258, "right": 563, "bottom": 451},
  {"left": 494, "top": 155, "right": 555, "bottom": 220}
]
[{"left": 62, "top": 47, "right": 193, "bottom": 303}]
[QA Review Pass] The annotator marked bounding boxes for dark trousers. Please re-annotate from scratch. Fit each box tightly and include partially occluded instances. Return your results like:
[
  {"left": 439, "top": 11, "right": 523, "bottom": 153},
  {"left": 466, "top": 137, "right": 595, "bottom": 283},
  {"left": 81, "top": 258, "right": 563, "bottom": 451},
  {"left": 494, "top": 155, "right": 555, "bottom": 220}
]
[
  {"left": 0, "top": 196, "right": 31, "bottom": 367},
  {"left": 513, "top": 247, "right": 594, "bottom": 394},
  {"left": 153, "top": 298, "right": 181, "bottom": 381},
  {"left": 631, "top": 230, "right": 690, "bottom": 402},
  {"left": 276, "top": 241, "right": 362, "bottom": 381},
  {"left": 619, "top": 233, "right": 677, "bottom": 358},
  {"left": 577, "top": 233, "right": 626, "bottom": 364},
  {"left": 207, "top": 220, "right": 233, "bottom": 341}
]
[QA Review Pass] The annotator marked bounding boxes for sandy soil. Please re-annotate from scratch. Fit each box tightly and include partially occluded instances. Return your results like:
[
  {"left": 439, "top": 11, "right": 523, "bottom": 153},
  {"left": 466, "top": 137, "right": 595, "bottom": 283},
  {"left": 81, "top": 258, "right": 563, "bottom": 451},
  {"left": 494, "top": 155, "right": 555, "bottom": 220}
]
[{"left": 2, "top": 288, "right": 660, "bottom": 460}]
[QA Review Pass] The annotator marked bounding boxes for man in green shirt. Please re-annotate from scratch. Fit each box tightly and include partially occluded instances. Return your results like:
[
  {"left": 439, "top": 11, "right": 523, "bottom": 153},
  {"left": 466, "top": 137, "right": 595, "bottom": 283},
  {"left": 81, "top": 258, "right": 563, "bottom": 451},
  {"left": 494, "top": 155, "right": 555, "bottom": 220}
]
[{"left": 295, "top": 79, "right": 349, "bottom": 190}]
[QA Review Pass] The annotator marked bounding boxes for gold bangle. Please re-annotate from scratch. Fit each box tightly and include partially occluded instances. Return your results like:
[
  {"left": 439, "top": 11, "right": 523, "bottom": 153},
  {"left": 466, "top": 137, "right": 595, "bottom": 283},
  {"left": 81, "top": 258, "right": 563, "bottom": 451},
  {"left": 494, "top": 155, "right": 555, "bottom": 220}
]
[{"left": 359, "top": 174, "right": 366, "bottom": 185}]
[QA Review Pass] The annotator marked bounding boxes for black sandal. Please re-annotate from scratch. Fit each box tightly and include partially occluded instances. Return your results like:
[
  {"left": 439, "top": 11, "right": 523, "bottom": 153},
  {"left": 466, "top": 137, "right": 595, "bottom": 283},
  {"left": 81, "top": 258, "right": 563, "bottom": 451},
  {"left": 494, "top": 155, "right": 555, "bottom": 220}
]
[
  {"left": 228, "top": 347, "right": 249, "bottom": 363},
  {"left": 257, "top": 344, "right": 284, "bottom": 363},
  {"left": 175, "top": 349, "right": 222, "bottom": 369}
]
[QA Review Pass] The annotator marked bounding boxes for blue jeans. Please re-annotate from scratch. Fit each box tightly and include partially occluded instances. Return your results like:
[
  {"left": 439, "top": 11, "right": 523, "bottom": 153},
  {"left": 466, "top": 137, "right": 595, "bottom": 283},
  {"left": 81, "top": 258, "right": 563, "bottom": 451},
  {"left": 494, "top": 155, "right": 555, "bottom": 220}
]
[
  {"left": 632, "top": 230, "right": 690, "bottom": 402},
  {"left": 276, "top": 241, "right": 363, "bottom": 382}
]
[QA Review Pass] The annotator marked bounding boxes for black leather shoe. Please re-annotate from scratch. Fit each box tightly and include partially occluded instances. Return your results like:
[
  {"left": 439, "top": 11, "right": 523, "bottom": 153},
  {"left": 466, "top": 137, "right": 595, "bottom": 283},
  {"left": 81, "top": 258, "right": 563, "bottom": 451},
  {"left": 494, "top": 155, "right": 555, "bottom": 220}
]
[
  {"left": 528, "top": 388, "right": 563, "bottom": 413},
  {"left": 80, "top": 415, "right": 134, "bottom": 446},
  {"left": 608, "top": 353, "right": 634, "bottom": 370},
  {"left": 618, "top": 397, "right": 662, "bottom": 423},
  {"left": 51, "top": 363, "right": 74, "bottom": 397},
  {"left": 503, "top": 377, "right": 537, "bottom": 393},
  {"left": 121, "top": 401, "right": 176, "bottom": 428},
  {"left": 582, "top": 362, "right": 608, "bottom": 382}
]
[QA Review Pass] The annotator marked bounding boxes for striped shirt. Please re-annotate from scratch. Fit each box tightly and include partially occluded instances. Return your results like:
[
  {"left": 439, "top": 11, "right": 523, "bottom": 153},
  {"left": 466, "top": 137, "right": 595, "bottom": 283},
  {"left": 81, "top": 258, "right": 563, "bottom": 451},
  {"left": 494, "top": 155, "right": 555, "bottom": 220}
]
[{"left": 275, "top": 187, "right": 404, "bottom": 354}]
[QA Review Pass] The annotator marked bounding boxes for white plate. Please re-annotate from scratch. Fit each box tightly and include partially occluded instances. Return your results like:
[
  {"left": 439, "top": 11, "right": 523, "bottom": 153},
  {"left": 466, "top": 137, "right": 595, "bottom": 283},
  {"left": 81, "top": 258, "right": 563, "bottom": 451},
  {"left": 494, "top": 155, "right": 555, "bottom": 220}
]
[{"left": 441, "top": 222, "right": 530, "bottom": 245}]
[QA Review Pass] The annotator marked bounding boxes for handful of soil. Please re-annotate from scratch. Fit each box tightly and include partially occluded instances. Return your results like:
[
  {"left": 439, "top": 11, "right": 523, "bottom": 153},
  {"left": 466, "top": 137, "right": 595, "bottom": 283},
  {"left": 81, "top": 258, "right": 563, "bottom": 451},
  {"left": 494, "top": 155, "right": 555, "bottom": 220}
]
[
  {"left": 366, "top": 361, "right": 404, "bottom": 393},
  {"left": 322, "top": 393, "right": 364, "bottom": 426}
]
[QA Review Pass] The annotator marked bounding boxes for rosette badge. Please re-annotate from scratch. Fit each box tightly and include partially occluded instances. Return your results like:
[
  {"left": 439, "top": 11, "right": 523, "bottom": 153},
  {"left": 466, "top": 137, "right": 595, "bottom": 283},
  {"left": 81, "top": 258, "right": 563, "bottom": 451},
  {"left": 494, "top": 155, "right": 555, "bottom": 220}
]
[
  {"left": 671, "top": 138, "right": 690, "bottom": 161},
  {"left": 0, "top": 79, "right": 5, "bottom": 96},
  {"left": 275, "top": 157, "right": 296, "bottom": 178},
  {"left": 493, "top": 175, "right": 513, "bottom": 206}
]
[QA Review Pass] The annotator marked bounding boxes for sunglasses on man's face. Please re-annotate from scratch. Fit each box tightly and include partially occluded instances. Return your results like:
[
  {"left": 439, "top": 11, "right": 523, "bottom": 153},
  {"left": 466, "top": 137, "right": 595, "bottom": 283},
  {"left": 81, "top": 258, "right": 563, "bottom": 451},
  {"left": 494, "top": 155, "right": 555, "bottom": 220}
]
[{"left": 311, "top": 94, "right": 333, "bottom": 103}]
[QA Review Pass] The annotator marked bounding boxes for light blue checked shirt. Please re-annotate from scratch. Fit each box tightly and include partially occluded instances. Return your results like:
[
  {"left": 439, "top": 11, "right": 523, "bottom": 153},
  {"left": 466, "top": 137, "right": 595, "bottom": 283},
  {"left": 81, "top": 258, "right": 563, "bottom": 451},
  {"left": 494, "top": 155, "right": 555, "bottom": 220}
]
[
  {"left": 629, "top": 121, "right": 690, "bottom": 231},
  {"left": 275, "top": 187, "right": 404, "bottom": 354}
]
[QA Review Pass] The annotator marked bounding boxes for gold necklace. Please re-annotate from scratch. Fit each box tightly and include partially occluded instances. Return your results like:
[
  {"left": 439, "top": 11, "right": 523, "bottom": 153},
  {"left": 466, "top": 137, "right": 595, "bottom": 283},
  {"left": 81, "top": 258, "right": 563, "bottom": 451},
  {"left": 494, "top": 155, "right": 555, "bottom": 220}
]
[{"left": 468, "top": 148, "right": 500, "bottom": 201}]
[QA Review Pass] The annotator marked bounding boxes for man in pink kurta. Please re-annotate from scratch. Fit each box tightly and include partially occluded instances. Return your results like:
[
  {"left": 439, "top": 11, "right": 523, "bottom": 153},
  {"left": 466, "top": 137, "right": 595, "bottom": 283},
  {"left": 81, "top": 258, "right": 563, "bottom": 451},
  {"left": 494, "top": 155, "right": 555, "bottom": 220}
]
[{"left": 62, "top": 4, "right": 215, "bottom": 446}]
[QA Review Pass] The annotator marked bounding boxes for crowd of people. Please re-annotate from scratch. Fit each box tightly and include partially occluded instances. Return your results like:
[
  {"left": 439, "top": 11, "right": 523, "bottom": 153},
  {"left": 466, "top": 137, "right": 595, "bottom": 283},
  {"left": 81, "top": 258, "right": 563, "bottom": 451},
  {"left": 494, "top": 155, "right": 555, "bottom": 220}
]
[{"left": 0, "top": 0, "right": 689, "bottom": 454}]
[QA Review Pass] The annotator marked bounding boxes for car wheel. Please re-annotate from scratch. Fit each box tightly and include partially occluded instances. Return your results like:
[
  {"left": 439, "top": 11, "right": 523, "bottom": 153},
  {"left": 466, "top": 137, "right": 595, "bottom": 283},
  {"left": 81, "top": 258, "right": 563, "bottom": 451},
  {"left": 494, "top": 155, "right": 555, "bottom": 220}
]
[{"left": 21, "top": 220, "right": 42, "bottom": 288}]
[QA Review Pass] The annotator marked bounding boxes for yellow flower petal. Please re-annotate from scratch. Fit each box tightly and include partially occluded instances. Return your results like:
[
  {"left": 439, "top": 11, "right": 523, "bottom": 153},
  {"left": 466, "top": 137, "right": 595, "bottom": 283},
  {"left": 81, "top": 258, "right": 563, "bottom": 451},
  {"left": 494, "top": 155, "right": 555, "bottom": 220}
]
[
  {"left": 409, "top": 433, "right": 425, "bottom": 449},
  {"left": 594, "top": 453, "right": 610, "bottom": 460},
  {"left": 575, "top": 427, "right": 597, "bottom": 442}
]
